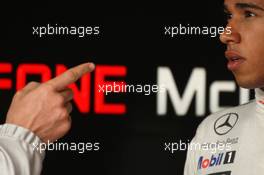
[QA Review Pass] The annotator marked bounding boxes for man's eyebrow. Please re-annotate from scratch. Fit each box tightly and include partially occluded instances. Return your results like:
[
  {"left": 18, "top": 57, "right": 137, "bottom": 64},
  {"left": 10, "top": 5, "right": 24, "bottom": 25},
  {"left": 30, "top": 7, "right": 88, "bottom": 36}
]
[
  {"left": 223, "top": 4, "right": 230, "bottom": 13},
  {"left": 235, "top": 2, "right": 264, "bottom": 11}
]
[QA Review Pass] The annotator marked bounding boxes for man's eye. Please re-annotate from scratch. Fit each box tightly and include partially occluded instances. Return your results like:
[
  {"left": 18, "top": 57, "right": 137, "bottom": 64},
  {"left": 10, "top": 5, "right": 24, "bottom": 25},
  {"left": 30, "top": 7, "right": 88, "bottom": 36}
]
[
  {"left": 244, "top": 10, "right": 256, "bottom": 18},
  {"left": 224, "top": 12, "right": 233, "bottom": 20}
]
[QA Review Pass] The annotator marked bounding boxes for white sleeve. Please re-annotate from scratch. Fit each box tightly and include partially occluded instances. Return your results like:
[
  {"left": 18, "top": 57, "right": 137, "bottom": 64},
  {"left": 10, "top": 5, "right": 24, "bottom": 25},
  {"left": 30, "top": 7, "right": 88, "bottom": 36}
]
[
  {"left": 0, "top": 123, "right": 45, "bottom": 175},
  {"left": 184, "top": 122, "right": 205, "bottom": 175},
  {"left": 183, "top": 135, "right": 198, "bottom": 175}
]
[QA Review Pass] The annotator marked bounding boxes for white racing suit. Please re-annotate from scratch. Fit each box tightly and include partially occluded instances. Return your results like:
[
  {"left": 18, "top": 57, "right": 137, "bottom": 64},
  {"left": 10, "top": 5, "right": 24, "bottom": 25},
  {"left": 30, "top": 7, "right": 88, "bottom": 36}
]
[{"left": 184, "top": 88, "right": 264, "bottom": 175}]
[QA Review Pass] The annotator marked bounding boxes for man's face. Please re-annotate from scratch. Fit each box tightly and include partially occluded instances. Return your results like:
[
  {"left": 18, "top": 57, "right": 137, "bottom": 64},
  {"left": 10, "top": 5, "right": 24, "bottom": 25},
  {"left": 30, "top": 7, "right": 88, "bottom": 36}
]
[{"left": 220, "top": 0, "right": 264, "bottom": 89}]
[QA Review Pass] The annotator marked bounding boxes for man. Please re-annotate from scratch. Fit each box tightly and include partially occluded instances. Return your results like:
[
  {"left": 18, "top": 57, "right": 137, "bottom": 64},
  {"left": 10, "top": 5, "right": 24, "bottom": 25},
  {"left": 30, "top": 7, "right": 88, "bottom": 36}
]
[
  {"left": 184, "top": 0, "right": 264, "bottom": 174},
  {"left": 0, "top": 62, "right": 95, "bottom": 175}
]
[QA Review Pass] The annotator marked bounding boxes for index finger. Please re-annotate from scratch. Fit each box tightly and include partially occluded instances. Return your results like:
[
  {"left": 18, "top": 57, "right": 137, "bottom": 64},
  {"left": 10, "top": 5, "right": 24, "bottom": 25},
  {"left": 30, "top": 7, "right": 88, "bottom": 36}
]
[{"left": 46, "top": 62, "right": 95, "bottom": 91}]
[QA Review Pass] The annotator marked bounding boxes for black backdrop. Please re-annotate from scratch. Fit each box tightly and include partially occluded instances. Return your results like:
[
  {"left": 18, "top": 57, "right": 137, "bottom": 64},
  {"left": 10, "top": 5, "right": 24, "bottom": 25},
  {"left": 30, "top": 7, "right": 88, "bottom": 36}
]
[{"left": 0, "top": 2, "right": 255, "bottom": 175}]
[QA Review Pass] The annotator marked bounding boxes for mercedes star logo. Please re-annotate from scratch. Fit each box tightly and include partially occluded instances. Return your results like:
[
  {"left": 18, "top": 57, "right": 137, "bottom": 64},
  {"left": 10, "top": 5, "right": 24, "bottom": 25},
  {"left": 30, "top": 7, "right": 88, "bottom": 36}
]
[{"left": 214, "top": 113, "right": 239, "bottom": 135}]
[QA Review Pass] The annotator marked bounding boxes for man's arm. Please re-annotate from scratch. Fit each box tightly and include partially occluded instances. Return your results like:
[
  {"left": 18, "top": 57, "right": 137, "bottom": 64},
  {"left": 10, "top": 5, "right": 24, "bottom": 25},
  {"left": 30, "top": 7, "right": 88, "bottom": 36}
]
[
  {"left": 0, "top": 124, "right": 44, "bottom": 175},
  {"left": 0, "top": 62, "right": 95, "bottom": 175}
]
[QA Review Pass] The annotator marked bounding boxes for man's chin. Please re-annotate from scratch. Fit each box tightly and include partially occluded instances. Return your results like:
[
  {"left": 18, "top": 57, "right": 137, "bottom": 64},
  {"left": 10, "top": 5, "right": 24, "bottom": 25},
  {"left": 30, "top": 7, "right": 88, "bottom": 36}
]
[{"left": 235, "top": 76, "right": 263, "bottom": 89}]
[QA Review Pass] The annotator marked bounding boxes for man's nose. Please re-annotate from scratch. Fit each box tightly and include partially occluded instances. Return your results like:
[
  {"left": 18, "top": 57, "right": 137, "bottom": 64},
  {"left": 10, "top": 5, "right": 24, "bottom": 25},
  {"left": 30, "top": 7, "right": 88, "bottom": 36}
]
[{"left": 219, "top": 23, "right": 241, "bottom": 45}]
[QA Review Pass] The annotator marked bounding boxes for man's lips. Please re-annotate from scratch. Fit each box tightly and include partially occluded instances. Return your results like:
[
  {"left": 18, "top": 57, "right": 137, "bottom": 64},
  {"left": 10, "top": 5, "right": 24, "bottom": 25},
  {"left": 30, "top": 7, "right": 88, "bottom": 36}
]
[{"left": 225, "top": 51, "right": 246, "bottom": 71}]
